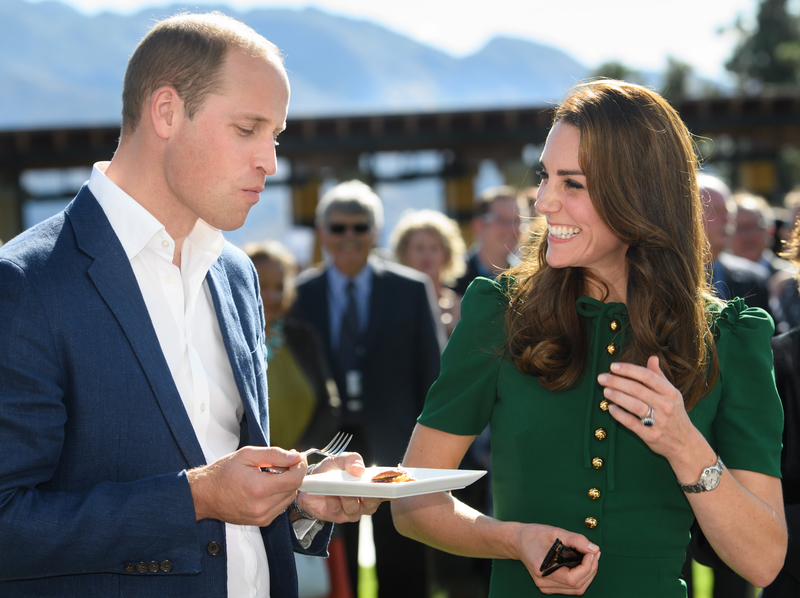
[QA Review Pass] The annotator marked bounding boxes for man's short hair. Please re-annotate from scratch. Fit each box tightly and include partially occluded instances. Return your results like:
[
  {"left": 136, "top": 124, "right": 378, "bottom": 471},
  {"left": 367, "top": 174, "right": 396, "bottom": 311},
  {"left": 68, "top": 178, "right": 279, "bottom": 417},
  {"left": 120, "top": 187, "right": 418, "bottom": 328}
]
[
  {"left": 315, "top": 180, "right": 385, "bottom": 230},
  {"left": 473, "top": 185, "right": 518, "bottom": 220},
  {"left": 121, "top": 11, "right": 284, "bottom": 135},
  {"left": 697, "top": 173, "right": 736, "bottom": 215}
]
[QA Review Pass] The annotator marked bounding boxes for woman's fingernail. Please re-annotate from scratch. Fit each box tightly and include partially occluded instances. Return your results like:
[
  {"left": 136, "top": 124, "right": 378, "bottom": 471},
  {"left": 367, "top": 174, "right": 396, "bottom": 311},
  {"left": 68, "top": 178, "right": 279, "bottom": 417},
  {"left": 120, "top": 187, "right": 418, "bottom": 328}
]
[
  {"left": 588, "top": 543, "right": 599, "bottom": 551},
  {"left": 610, "top": 362, "right": 620, "bottom": 371},
  {"left": 597, "top": 374, "right": 607, "bottom": 384}
]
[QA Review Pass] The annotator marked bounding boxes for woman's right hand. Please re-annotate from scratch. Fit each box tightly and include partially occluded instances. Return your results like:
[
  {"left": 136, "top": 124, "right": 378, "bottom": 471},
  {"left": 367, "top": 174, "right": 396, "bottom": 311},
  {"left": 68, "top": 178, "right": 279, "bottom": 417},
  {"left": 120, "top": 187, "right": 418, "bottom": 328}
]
[{"left": 514, "top": 523, "right": 600, "bottom": 595}]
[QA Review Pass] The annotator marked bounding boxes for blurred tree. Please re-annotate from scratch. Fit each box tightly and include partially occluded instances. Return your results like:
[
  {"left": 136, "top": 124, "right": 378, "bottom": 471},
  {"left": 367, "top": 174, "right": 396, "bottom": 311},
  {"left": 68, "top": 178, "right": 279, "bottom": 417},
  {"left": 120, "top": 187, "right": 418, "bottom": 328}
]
[
  {"left": 592, "top": 60, "right": 643, "bottom": 84},
  {"left": 725, "top": 0, "right": 800, "bottom": 91},
  {"left": 662, "top": 56, "right": 693, "bottom": 99}
]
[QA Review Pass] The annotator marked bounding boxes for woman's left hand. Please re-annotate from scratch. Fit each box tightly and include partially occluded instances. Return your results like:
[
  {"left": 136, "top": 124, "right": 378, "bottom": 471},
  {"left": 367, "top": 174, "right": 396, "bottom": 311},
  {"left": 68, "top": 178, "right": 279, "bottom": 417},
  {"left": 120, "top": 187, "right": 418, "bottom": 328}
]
[{"left": 596, "top": 355, "right": 702, "bottom": 460}]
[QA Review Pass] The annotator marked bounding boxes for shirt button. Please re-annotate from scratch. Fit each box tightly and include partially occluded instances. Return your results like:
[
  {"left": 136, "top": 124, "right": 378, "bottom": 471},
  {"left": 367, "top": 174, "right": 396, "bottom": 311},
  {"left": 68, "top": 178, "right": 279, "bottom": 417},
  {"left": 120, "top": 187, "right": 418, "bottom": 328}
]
[
  {"left": 594, "top": 428, "right": 607, "bottom": 440},
  {"left": 585, "top": 517, "right": 598, "bottom": 529},
  {"left": 599, "top": 399, "right": 609, "bottom": 411},
  {"left": 200, "top": 403, "right": 206, "bottom": 413},
  {"left": 162, "top": 240, "right": 170, "bottom": 248},
  {"left": 588, "top": 488, "right": 601, "bottom": 500},
  {"left": 166, "top": 274, "right": 175, "bottom": 283},
  {"left": 592, "top": 457, "right": 604, "bottom": 469},
  {"left": 606, "top": 343, "right": 618, "bottom": 355},
  {"left": 609, "top": 319, "right": 621, "bottom": 332},
  {"left": 207, "top": 540, "right": 223, "bottom": 556}
]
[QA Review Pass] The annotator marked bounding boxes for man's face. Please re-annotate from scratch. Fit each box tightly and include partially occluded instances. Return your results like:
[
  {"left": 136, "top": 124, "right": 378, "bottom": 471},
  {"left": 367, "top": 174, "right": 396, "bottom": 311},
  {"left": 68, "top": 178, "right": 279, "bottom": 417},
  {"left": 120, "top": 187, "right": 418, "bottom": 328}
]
[
  {"left": 702, "top": 188, "right": 732, "bottom": 259},
  {"left": 318, "top": 211, "right": 376, "bottom": 276},
  {"left": 162, "top": 49, "right": 290, "bottom": 232},
  {"left": 478, "top": 197, "right": 524, "bottom": 255},
  {"left": 732, "top": 207, "right": 768, "bottom": 263}
]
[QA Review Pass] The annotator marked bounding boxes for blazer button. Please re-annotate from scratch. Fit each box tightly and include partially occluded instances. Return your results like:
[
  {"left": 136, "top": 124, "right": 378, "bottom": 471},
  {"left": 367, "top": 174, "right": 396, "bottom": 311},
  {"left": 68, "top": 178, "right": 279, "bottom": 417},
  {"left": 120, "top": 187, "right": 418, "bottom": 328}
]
[
  {"left": 594, "top": 428, "right": 607, "bottom": 440},
  {"left": 123, "top": 563, "right": 136, "bottom": 574},
  {"left": 160, "top": 560, "right": 173, "bottom": 573},
  {"left": 585, "top": 517, "right": 598, "bottom": 529},
  {"left": 592, "top": 457, "right": 604, "bottom": 469},
  {"left": 588, "top": 488, "right": 601, "bottom": 500},
  {"left": 599, "top": 399, "right": 609, "bottom": 411},
  {"left": 148, "top": 561, "right": 159, "bottom": 573},
  {"left": 136, "top": 562, "right": 148, "bottom": 574},
  {"left": 207, "top": 540, "right": 223, "bottom": 556},
  {"left": 606, "top": 343, "right": 618, "bottom": 355},
  {"left": 609, "top": 319, "right": 621, "bottom": 332}
]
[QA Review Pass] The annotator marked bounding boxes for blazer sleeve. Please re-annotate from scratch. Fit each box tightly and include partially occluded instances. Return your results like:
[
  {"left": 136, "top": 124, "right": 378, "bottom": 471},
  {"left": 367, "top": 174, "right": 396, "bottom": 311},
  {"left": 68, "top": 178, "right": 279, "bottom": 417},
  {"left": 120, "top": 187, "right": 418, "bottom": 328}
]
[{"left": 0, "top": 255, "right": 205, "bottom": 581}]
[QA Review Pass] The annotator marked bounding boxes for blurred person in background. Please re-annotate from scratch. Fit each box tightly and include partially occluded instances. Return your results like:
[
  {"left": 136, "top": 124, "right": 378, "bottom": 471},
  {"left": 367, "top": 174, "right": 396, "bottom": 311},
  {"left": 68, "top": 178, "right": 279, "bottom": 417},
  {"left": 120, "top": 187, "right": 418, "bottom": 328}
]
[
  {"left": 731, "top": 192, "right": 791, "bottom": 276},
  {"left": 244, "top": 240, "right": 340, "bottom": 451},
  {"left": 765, "top": 216, "right": 800, "bottom": 598},
  {"left": 391, "top": 208, "right": 466, "bottom": 339},
  {"left": 451, "top": 185, "right": 530, "bottom": 296},
  {"left": 290, "top": 180, "right": 442, "bottom": 598},
  {"left": 245, "top": 240, "right": 350, "bottom": 598},
  {"left": 699, "top": 174, "right": 773, "bottom": 318}
]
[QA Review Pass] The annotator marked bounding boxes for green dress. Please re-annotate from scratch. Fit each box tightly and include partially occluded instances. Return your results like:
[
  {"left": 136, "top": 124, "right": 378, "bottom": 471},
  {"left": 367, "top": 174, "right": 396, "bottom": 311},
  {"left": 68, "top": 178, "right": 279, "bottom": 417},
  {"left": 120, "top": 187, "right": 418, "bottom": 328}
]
[{"left": 418, "top": 277, "right": 784, "bottom": 597}]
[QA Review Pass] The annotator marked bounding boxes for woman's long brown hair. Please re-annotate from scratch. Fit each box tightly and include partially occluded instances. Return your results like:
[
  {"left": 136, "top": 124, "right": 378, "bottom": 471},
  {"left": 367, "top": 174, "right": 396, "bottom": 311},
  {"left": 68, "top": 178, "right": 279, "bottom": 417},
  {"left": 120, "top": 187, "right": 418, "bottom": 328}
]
[{"left": 505, "top": 80, "right": 718, "bottom": 410}]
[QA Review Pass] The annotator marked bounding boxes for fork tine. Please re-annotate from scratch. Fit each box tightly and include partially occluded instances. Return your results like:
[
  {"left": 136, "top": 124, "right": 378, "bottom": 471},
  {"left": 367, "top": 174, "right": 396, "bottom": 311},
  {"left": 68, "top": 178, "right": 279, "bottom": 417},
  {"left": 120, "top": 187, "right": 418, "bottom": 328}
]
[
  {"left": 323, "top": 434, "right": 346, "bottom": 457},
  {"left": 320, "top": 431, "right": 343, "bottom": 453},
  {"left": 332, "top": 433, "right": 352, "bottom": 456}
]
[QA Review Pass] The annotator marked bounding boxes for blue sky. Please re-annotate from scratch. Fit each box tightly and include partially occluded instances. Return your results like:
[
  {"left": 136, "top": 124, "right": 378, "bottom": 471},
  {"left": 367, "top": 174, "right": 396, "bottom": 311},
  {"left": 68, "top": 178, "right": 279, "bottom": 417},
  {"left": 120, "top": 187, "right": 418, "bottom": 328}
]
[{"left": 34, "top": 0, "right": 759, "bottom": 82}]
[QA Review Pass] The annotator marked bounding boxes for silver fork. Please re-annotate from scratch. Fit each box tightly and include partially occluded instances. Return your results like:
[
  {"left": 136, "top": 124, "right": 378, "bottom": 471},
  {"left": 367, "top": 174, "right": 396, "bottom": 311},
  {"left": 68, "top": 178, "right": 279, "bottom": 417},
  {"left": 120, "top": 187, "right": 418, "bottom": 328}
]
[{"left": 262, "top": 432, "right": 353, "bottom": 474}]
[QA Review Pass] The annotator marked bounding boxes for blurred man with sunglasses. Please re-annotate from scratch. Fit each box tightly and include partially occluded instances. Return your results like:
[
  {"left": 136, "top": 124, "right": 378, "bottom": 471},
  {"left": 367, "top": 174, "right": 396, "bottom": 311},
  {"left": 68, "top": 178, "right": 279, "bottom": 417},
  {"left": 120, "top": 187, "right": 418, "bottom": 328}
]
[{"left": 291, "top": 180, "right": 444, "bottom": 598}]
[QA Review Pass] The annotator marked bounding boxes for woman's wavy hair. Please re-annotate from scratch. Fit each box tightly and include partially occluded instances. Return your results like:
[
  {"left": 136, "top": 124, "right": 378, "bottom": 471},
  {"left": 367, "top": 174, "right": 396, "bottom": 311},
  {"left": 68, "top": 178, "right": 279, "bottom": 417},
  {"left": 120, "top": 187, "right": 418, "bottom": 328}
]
[{"left": 505, "top": 79, "right": 718, "bottom": 410}]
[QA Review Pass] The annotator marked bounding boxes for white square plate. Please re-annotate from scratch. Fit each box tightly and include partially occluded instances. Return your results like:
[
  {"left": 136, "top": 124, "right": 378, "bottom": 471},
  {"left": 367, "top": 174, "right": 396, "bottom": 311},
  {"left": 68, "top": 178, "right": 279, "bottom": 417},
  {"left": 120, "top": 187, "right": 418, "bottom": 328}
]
[{"left": 300, "top": 466, "right": 487, "bottom": 499}]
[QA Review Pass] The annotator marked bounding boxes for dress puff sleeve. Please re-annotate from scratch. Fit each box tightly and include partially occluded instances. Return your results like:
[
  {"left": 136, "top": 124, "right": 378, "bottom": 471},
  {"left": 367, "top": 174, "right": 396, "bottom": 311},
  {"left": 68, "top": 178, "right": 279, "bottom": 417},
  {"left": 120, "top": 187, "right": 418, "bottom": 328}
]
[
  {"left": 417, "top": 277, "right": 509, "bottom": 435},
  {"left": 711, "top": 297, "right": 783, "bottom": 477}
]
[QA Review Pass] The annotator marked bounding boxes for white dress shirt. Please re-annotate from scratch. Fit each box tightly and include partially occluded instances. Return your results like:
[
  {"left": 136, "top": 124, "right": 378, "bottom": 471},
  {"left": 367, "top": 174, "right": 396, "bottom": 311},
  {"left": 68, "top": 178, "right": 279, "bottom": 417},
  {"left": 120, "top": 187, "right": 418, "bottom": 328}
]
[{"left": 89, "top": 162, "right": 270, "bottom": 598}]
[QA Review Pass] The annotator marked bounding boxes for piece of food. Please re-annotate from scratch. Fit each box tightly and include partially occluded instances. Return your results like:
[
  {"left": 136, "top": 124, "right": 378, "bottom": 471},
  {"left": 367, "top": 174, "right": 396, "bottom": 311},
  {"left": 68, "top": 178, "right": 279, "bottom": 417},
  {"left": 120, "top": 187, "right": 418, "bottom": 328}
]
[{"left": 370, "top": 466, "right": 415, "bottom": 483}]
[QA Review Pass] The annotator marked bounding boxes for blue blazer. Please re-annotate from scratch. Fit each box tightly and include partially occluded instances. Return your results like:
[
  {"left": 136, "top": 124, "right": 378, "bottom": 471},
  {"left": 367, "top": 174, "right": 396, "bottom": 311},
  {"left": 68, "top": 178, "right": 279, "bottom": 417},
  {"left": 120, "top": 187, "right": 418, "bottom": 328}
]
[{"left": 0, "top": 187, "right": 328, "bottom": 597}]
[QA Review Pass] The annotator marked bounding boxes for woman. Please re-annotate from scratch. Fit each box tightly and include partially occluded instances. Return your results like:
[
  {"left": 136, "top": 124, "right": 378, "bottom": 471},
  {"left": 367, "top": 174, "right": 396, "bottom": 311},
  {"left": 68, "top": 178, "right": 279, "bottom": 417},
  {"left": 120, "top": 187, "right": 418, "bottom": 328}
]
[
  {"left": 392, "top": 209, "right": 467, "bottom": 338},
  {"left": 764, "top": 219, "right": 800, "bottom": 597},
  {"left": 391, "top": 80, "right": 786, "bottom": 596},
  {"left": 243, "top": 240, "right": 340, "bottom": 450}
]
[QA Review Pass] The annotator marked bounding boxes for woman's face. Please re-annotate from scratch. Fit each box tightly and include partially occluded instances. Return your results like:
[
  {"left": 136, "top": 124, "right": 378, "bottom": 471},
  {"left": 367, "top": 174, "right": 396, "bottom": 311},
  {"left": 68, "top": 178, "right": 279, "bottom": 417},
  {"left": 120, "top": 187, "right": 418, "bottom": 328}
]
[
  {"left": 534, "top": 122, "right": 629, "bottom": 291},
  {"left": 404, "top": 229, "right": 447, "bottom": 283},
  {"left": 254, "top": 259, "right": 286, "bottom": 328}
]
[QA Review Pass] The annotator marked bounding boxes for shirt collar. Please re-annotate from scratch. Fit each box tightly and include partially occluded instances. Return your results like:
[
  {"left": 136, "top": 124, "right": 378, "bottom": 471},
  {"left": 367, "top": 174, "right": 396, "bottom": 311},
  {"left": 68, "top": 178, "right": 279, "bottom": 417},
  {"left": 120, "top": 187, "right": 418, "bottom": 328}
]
[
  {"left": 327, "top": 261, "right": 372, "bottom": 295},
  {"left": 88, "top": 161, "right": 225, "bottom": 265}
]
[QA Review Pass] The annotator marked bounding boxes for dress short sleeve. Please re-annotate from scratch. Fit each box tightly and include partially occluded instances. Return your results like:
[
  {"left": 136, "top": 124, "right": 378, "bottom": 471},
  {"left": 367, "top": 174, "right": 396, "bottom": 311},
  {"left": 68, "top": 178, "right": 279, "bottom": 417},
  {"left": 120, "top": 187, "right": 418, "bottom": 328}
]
[
  {"left": 711, "top": 298, "right": 783, "bottom": 476},
  {"left": 418, "top": 277, "right": 508, "bottom": 435}
]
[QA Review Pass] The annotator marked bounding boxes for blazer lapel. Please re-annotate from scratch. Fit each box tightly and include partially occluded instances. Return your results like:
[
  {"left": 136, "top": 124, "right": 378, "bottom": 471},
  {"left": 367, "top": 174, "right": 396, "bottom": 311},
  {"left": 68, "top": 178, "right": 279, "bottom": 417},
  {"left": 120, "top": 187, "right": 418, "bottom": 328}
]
[
  {"left": 67, "top": 187, "right": 206, "bottom": 467},
  {"left": 206, "top": 261, "right": 267, "bottom": 446}
]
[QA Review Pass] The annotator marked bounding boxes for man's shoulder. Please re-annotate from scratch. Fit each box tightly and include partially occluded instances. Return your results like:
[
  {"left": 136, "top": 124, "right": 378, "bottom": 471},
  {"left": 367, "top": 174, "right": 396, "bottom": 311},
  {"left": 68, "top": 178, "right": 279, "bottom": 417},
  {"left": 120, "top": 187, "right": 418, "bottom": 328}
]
[
  {"left": 0, "top": 211, "right": 70, "bottom": 270},
  {"left": 295, "top": 264, "right": 327, "bottom": 288},
  {"left": 372, "top": 257, "right": 429, "bottom": 287},
  {"left": 718, "top": 251, "right": 770, "bottom": 282}
]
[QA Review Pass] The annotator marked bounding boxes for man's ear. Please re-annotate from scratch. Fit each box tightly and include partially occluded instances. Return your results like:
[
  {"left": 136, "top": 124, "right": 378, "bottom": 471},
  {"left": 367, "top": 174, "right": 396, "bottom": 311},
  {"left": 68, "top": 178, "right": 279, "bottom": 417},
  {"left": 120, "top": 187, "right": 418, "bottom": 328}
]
[{"left": 150, "top": 86, "right": 183, "bottom": 139}]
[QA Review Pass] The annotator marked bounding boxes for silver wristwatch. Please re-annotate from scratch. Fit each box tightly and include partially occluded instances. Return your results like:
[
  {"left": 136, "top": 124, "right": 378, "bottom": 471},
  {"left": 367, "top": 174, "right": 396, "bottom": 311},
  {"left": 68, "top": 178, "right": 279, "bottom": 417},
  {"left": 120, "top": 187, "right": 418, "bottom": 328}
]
[{"left": 678, "top": 455, "right": 724, "bottom": 493}]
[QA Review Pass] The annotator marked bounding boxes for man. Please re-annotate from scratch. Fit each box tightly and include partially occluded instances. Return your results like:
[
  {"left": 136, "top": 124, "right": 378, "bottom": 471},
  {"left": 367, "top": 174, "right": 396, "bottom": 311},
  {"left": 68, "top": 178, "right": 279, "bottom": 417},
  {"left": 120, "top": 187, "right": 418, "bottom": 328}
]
[
  {"left": 732, "top": 191, "right": 793, "bottom": 275},
  {"left": 699, "top": 173, "right": 773, "bottom": 316},
  {"left": 451, "top": 185, "right": 529, "bottom": 296},
  {"left": 290, "top": 180, "right": 442, "bottom": 597},
  {"left": 0, "top": 13, "right": 378, "bottom": 598}
]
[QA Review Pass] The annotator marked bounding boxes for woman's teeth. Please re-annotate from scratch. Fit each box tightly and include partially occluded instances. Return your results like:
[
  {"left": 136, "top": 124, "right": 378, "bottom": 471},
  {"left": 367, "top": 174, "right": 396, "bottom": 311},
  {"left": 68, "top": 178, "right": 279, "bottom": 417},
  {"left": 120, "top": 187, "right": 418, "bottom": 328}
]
[{"left": 549, "top": 225, "right": 581, "bottom": 239}]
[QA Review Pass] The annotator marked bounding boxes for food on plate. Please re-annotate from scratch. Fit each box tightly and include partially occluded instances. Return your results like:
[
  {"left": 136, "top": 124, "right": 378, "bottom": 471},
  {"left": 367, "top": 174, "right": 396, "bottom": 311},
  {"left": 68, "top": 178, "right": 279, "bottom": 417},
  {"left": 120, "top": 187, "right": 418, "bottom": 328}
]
[{"left": 370, "top": 466, "right": 415, "bottom": 483}]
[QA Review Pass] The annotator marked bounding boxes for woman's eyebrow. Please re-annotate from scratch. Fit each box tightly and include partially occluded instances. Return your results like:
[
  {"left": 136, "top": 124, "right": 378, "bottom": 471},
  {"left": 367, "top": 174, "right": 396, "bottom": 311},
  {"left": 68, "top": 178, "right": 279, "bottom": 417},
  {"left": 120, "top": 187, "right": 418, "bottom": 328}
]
[{"left": 557, "top": 169, "right": 584, "bottom": 176}]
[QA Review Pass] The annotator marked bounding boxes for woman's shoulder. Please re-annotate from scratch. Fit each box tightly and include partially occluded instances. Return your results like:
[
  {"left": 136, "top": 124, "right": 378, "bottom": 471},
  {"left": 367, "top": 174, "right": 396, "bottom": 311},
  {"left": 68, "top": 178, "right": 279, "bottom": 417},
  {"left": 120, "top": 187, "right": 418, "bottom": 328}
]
[{"left": 709, "top": 296, "right": 775, "bottom": 340}]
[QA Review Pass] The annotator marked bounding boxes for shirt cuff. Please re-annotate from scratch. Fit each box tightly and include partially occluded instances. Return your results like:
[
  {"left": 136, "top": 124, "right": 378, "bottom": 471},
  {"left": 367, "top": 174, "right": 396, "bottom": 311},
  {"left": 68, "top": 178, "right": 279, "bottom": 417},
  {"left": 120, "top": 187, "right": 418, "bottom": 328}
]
[{"left": 293, "top": 517, "right": 325, "bottom": 548}]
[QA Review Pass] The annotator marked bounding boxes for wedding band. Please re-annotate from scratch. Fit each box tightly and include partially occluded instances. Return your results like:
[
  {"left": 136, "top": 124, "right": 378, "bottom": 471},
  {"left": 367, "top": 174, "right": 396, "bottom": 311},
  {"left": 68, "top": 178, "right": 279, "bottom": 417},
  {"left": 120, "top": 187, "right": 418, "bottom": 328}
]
[{"left": 641, "top": 406, "right": 655, "bottom": 427}]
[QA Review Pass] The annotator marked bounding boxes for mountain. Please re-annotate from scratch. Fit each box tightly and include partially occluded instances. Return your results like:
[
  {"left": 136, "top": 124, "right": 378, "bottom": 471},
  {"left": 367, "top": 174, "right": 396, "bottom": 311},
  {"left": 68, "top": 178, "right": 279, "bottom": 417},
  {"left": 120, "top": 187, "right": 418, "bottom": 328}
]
[{"left": 1, "top": 0, "right": 590, "bottom": 129}]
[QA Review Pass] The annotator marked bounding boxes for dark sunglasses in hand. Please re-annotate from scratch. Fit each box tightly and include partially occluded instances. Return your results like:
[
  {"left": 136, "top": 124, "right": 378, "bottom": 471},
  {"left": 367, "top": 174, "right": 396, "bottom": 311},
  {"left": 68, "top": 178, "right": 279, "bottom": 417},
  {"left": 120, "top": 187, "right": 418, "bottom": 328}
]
[
  {"left": 539, "top": 538, "right": 584, "bottom": 577},
  {"left": 327, "top": 222, "right": 372, "bottom": 235}
]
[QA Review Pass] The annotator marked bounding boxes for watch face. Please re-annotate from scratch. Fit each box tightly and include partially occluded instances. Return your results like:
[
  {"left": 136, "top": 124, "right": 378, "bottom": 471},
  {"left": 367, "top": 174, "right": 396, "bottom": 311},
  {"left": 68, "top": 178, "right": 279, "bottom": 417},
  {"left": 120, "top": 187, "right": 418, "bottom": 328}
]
[{"left": 701, "top": 466, "right": 722, "bottom": 491}]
